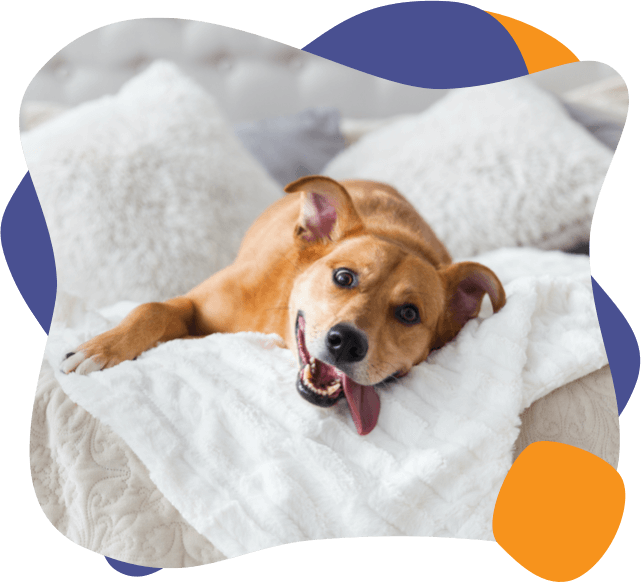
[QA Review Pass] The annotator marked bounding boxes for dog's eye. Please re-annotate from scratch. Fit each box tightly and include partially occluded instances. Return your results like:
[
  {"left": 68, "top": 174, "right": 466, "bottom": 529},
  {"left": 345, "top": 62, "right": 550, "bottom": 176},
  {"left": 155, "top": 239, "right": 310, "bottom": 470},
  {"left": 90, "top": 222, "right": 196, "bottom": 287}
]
[
  {"left": 395, "top": 304, "right": 420, "bottom": 325},
  {"left": 333, "top": 268, "right": 357, "bottom": 288}
]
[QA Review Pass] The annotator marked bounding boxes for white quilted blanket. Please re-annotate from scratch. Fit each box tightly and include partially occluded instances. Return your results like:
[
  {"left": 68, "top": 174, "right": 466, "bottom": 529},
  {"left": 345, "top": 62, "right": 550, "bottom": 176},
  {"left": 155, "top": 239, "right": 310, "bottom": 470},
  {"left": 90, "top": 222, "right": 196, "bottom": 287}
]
[{"left": 44, "top": 248, "right": 607, "bottom": 558}]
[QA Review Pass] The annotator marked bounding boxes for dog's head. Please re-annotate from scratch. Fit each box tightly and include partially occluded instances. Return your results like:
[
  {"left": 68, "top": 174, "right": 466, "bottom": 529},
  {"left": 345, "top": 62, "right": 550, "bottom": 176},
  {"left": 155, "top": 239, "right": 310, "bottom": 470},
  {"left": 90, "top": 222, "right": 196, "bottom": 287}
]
[{"left": 284, "top": 176, "right": 506, "bottom": 435}]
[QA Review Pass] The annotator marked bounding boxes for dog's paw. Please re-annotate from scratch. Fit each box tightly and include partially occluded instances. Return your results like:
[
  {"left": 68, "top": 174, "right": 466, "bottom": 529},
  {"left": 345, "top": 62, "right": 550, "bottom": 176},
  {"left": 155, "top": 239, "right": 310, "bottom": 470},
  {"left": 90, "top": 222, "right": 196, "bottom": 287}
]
[
  {"left": 60, "top": 350, "right": 106, "bottom": 375},
  {"left": 60, "top": 332, "right": 139, "bottom": 375}
]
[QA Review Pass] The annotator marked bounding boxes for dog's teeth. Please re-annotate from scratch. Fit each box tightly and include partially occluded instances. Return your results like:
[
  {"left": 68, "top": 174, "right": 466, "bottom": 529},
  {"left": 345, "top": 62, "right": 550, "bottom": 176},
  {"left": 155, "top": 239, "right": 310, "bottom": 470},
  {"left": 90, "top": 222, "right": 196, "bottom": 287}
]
[
  {"left": 327, "top": 381, "right": 341, "bottom": 395},
  {"left": 303, "top": 361, "right": 322, "bottom": 394},
  {"left": 303, "top": 374, "right": 320, "bottom": 394},
  {"left": 302, "top": 361, "right": 342, "bottom": 397}
]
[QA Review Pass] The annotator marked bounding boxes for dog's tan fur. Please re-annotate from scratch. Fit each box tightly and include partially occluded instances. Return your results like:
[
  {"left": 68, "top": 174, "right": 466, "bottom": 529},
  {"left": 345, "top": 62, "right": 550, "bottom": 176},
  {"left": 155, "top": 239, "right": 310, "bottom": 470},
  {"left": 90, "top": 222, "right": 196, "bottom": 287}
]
[{"left": 64, "top": 177, "right": 506, "bottom": 391}]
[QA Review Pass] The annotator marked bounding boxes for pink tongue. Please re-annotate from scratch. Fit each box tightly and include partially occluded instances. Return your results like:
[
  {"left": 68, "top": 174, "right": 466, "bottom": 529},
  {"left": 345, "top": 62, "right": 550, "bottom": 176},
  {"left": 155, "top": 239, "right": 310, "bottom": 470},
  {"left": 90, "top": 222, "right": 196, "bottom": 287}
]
[{"left": 341, "top": 373, "right": 380, "bottom": 436}]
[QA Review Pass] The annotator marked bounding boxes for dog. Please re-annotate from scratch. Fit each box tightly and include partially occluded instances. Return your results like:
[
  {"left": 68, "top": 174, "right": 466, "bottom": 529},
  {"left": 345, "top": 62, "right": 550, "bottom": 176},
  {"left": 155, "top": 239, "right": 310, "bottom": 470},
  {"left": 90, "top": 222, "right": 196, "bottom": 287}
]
[{"left": 62, "top": 176, "right": 506, "bottom": 435}]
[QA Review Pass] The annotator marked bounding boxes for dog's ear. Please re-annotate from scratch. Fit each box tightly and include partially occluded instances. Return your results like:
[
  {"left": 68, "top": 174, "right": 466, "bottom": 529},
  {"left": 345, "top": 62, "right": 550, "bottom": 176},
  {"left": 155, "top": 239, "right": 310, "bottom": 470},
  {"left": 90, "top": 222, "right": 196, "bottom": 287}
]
[
  {"left": 284, "top": 176, "right": 363, "bottom": 244},
  {"left": 433, "top": 262, "right": 506, "bottom": 350}
]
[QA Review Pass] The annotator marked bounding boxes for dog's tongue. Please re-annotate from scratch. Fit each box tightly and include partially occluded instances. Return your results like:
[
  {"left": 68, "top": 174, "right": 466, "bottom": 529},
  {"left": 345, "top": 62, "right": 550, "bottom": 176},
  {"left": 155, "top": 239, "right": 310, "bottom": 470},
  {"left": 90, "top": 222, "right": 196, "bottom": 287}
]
[{"left": 340, "top": 373, "right": 380, "bottom": 436}]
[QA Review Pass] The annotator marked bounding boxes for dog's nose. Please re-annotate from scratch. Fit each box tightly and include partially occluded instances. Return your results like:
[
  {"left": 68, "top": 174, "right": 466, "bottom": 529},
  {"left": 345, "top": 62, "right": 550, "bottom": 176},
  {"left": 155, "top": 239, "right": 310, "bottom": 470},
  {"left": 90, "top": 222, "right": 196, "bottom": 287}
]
[{"left": 325, "top": 323, "right": 368, "bottom": 364}]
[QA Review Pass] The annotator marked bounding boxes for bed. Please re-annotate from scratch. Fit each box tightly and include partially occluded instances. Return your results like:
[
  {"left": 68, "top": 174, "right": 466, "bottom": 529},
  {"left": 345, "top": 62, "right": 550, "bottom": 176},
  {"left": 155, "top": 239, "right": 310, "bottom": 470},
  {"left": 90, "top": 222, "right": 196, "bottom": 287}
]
[{"left": 21, "top": 19, "right": 624, "bottom": 568}]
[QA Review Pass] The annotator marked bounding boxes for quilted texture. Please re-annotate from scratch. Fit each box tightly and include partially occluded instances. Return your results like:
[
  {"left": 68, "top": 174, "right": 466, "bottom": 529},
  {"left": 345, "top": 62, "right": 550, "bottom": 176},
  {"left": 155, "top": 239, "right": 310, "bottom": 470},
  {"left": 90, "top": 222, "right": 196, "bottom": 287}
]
[
  {"left": 324, "top": 78, "right": 614, "bottom": 258},
  {"left": 44, "top": 248, "right": 608, "bottom": 558},
  {"left": 31, "top": 360, "right": 225, "bottom": 567},
  {"left": 20, "top": 61, "right": 283, "bottom": 308}
]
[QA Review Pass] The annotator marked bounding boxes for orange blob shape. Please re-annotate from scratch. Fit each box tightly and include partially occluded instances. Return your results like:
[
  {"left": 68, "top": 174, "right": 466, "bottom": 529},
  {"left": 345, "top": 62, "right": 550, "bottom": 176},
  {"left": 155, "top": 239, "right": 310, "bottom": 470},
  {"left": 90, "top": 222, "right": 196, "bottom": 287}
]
[
  {"left": 493, "top": 442, "right": 624, "bottom": 581},
  {"left": 487, "top": 12, "right": 578, "bottom": 74}
]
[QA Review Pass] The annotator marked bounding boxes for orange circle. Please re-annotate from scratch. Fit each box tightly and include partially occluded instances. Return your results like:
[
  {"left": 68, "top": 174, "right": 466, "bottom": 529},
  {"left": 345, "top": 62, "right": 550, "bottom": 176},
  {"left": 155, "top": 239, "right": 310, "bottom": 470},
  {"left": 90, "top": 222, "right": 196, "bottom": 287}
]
[{"left": 493, "top": 442, "right": 624, "bottom": 581}]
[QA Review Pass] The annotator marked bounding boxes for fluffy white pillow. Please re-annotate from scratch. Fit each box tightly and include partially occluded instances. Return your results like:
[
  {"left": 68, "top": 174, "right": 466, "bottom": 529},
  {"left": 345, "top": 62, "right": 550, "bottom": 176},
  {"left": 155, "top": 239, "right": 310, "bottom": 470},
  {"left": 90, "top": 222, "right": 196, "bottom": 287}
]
[
  {"left": 21, "top": 61, "right": 283, "bottom": 309},
  {"left": 324, "top": 78, "right": 614, "bottom": 259}
]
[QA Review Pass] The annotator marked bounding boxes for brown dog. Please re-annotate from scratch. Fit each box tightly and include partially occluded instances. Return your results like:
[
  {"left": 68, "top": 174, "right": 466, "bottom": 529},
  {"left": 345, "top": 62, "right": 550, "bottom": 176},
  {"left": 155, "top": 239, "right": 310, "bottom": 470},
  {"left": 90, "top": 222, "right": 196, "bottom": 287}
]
[{"left": 62, "top": 176, "right": 506, "bottom": 435}]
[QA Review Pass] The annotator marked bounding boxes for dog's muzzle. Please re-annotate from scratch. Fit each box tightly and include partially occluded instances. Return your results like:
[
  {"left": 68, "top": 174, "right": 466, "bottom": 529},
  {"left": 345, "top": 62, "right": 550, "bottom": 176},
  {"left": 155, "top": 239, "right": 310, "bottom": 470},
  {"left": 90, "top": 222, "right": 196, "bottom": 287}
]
[{"left": 295, "top": 312, "right": 380, "bottom": 435}]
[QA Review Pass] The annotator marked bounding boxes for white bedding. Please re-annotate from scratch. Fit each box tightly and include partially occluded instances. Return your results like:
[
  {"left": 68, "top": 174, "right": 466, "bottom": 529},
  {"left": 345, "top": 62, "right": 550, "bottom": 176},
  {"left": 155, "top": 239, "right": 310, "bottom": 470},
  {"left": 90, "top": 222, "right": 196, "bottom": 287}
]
[{"left": 42, "top": 248, "right": 608, "bottom": 559}]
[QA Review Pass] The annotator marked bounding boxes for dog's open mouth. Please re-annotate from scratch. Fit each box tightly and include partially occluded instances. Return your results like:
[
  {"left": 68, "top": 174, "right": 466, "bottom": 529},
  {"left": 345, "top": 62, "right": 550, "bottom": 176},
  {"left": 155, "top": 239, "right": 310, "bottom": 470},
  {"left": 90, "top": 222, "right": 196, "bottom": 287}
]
[{"left": 295, "top": 313, "right": 381, "bottom": 436}]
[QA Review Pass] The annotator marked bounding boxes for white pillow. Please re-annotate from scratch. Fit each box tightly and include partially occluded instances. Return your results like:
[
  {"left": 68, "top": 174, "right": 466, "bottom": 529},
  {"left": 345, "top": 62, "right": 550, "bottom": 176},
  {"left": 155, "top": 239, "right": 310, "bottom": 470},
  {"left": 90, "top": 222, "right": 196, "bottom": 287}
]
[
  {"left": 324, "top": 78, "right": 614, "bottom": 259},
  {"left": 21, "top": 61, "right": 283, "bottom": 309}
]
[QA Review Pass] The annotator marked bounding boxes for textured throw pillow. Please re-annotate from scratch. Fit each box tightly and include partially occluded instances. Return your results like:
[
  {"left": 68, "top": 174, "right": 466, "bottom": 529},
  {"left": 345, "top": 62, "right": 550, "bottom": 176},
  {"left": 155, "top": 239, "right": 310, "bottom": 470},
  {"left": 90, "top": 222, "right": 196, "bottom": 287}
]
[
  {"left": 324, "top": 78, "right": 614, "bottom": 259},
  {"left": 234, "top": 107, "right": 345, "bottom": 186},
  {"left": 21, "top": 61, "right": 283, "bottom": 309}
]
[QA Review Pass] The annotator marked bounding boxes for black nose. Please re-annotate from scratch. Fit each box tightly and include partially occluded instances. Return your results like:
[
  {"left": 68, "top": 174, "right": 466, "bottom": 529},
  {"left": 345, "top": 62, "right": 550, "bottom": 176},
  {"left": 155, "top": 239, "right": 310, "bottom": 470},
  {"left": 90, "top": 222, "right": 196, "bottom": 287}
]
[{"left": 325, "top": 323, "right": 368, "bottom": 364}]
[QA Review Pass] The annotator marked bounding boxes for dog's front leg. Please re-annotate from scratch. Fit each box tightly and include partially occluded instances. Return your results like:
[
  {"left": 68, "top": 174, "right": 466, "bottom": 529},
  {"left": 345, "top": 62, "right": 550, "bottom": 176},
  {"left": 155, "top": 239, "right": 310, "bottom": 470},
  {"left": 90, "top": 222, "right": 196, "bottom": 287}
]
[{"left": 61, "top": 296, "right": 196, "bottom": 374}]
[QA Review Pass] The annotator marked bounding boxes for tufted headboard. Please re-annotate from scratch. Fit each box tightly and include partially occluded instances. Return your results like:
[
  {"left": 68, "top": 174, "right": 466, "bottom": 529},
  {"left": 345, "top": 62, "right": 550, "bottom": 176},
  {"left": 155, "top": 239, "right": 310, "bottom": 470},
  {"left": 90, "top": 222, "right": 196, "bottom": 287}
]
[{"left": 23, "top": 18, "right": 621, "bottom": 124}]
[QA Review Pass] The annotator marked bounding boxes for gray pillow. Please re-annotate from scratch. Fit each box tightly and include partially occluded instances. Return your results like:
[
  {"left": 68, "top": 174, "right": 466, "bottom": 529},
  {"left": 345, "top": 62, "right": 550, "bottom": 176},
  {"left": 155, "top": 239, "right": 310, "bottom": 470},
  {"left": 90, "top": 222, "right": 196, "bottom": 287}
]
[
  {"left": 560, "top": 100, "right": 623, "bottom": 255},
  {"left": 235, "top": 107, "right": 345, "bottom": 187},
  {"left": 562, "top": 101, "right": 624, "bottom": 152}
]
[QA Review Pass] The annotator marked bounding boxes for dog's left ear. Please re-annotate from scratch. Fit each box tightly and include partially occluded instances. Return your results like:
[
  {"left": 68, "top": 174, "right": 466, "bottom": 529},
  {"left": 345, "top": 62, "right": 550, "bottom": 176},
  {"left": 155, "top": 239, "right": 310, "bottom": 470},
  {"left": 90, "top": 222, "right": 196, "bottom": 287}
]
[
  {"left": 284, "top": 176, "right": 364, "bottom": 244},
  {"left": 433, "top": 262, "right": 506, "bottom": 350}
]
